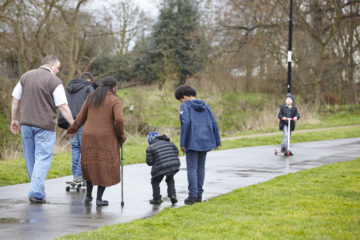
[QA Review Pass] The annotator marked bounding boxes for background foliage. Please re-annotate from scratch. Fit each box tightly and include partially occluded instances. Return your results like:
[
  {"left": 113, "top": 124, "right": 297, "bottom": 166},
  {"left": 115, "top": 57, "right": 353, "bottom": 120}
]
[{"left": 0, "top": 0, "right": 359, "bottom": 158}]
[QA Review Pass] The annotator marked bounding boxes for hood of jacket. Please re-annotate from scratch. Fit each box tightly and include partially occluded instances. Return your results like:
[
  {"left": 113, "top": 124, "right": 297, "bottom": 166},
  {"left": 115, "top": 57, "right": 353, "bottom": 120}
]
[
  {"left": 152, "top": 135, "right": 170, "bottom": 144},
  {"left": 188, "top": 99, "right": 206, "bottom": 112},
  {"left": 66, "top": 79, "right": 93, "bottom": 93}
]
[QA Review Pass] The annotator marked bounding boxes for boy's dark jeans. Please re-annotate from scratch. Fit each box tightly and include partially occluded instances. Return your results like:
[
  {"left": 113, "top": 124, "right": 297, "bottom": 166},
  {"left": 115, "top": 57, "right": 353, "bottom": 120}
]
[{"left": 151, "top": 172, "right": 177, "bottom": 200}]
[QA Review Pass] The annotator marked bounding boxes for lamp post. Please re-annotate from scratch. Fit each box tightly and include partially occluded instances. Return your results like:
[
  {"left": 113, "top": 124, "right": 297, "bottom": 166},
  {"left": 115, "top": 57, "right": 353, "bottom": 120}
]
[{"left": 287, "top": 0, "right": 293, "bottom": 94}]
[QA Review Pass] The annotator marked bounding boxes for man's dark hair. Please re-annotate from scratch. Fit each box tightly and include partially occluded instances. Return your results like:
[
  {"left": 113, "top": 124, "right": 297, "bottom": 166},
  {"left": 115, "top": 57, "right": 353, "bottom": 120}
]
[
  {"left": 41, "top": 55, "right": 60, "bottom": 65},
  {"left": 174, "top": 85, "right": 197, "bottom": 100},
  {"left": 80, "top": 72, "right": 93, "bottom": 81}
]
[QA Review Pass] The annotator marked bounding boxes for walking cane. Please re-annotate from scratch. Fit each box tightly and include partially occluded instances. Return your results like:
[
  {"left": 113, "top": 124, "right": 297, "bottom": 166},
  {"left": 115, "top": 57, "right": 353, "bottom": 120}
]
[{"left": 121, "top": 144, "right": 124, "bottom": 207}]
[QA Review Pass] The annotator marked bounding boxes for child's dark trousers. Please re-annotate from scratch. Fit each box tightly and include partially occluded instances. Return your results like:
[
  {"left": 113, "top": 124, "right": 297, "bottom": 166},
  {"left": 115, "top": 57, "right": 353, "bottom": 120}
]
[{"left": 151, "top": 171, "right": 177, "bottom": 200}]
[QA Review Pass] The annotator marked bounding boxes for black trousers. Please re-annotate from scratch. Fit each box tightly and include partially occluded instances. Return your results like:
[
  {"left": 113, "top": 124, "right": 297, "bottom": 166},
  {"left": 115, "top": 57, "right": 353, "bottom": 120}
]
[{"left": 151, "top": 172, "right": 177, "bottom": 200}]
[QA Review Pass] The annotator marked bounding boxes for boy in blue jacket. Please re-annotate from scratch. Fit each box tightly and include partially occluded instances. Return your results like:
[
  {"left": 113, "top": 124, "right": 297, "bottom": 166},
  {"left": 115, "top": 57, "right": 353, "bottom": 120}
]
[
  {"left": 174, "top": 85, "right": 221, "bottom": 205},
  {"left": 278, "top": 93, "right": 300, "bottom": 156}
]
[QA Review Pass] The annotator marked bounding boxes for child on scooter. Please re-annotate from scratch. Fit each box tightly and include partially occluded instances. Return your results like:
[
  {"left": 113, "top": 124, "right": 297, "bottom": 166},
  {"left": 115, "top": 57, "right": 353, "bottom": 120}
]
[{"left": 278, "top": 93, "right": 300, "bottom": 156}]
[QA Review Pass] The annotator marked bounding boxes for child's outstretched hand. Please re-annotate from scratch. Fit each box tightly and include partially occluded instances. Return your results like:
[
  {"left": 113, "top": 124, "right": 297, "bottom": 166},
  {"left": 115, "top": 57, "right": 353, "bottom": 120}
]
[
  {"left": 293, "top": 117, "right": 298, "bottom": 121},
  {"left": 282, "top": 117, "right": 287, "bottom": 121}
]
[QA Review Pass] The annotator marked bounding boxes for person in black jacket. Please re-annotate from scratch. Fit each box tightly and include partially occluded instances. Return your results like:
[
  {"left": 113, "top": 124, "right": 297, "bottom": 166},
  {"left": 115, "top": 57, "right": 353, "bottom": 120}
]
[
  {"left": 278, "top": 93, "right": 300, "bottom": 156},
  {"left": 146, "top": 131, "right": 180, "bottom": 205},
  {"left": 58, "top": 72, "right": 97, "bottom": 183}
]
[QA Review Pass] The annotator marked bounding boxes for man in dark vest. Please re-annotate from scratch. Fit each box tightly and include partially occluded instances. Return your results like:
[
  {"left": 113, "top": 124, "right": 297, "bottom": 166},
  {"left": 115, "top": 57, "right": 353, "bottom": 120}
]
[{"left": 10, "top": 55, "right": 74, "bottom": 204}]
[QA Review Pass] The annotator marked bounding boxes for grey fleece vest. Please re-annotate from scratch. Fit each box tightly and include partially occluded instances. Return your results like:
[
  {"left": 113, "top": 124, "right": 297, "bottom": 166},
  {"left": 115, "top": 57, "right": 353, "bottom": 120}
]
[{"left": 19, "top": 67, "right": 62, "bottom": 131}]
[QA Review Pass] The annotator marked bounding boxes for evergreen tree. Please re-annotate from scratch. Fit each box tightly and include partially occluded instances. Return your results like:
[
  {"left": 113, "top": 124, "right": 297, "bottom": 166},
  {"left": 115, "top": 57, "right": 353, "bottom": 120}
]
[{"left": 147, "top": 0, "right": 203, "bottom": 87}]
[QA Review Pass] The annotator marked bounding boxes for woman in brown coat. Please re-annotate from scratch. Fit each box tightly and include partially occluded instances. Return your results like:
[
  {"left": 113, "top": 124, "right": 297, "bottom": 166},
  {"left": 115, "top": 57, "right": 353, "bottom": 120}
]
[{"left": 67, "top": 76, "right": 126, "bottom": 206}]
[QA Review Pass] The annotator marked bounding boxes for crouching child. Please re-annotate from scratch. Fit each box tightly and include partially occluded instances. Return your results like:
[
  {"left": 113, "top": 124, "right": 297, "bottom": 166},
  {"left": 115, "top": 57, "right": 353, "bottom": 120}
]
[{"left": 146, "top": 131, "right": 180, "bottom": 204}]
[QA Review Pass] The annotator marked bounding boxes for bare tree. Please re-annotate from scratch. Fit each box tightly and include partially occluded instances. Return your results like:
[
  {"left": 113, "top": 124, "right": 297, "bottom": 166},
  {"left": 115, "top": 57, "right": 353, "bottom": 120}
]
[
  {"left": 0, "top": 0, "right": 111, "bottom": 83},
  {"left": 205, "top": 0, "right": 360, "bottom": 104},
  {"left": 97, "top": 0, "right": 151, "bottom": 56}
]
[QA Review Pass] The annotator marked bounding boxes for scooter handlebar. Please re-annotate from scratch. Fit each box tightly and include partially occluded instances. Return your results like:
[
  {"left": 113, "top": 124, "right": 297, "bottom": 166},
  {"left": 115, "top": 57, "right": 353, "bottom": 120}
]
[{"left": 282, "top": 117, "right": 295, "bottom": 121}]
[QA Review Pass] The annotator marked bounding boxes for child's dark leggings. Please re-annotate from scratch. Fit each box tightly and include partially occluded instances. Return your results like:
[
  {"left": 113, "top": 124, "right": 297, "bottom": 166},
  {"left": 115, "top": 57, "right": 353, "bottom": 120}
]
[{"left": 86, "top": 181, "right": 106, "bottom": 201}]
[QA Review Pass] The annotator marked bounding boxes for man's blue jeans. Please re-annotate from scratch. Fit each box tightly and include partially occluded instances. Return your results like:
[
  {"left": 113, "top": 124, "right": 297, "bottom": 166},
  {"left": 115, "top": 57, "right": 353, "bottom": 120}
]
[
  {"left": 70, "top": 126, "right": 83, "bottom": 177},
  {"left": 21, "top": 125, "right": 56, "bottom": 200},
  {"left": 186, "top": 150, "right": 207, "bottom": 199}
]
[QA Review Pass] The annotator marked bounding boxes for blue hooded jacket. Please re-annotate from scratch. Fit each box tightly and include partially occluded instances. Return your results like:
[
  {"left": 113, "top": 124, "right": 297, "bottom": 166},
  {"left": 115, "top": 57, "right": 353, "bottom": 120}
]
[{"left": 179, "top": 99, "right": 221, "bottom": 151}]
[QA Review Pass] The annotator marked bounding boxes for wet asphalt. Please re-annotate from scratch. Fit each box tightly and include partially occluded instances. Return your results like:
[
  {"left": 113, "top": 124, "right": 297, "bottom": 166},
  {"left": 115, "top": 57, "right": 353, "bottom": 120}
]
[{"left": 0, "top": 138, "right": 359, "bottom": 240}]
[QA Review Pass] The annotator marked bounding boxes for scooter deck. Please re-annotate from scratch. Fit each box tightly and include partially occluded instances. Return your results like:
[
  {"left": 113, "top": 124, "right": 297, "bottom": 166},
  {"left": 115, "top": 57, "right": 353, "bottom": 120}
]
[{"left": 274, "top": 148, "right": 291, "bottom": 157}]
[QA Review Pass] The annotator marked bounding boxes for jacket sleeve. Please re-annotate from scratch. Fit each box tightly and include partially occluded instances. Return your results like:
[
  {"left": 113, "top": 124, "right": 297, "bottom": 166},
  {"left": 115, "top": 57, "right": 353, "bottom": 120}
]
[
  {"left": 113, "top": 99, "right": 126, "bottom": 144},
  {"left": 207, "top": 105, "right": 221, "bottom": 147},
  {"left": 67, "top": 101, "right": 88, "bottom": 134},
  {"left": 294, "top": 106, "right": 300, "bottom": 119},
  {"left": 179, "top": 102, "right": 190, "bottom": 147},
  {"left": 146, "top": 146, "right": 154, "bottom": 166},
  {"left": 278, "top": 105, "right": 284, "bottom": 119},
  {"left": 86, "top": 86, "right": 94, "bottom": 97}
]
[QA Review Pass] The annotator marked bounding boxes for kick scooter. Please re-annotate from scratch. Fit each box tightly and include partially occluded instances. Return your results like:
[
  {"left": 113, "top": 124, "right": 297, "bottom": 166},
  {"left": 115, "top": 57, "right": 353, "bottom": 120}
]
[{"left": 275, "top": 117, "right": 294, "bottom": 157}]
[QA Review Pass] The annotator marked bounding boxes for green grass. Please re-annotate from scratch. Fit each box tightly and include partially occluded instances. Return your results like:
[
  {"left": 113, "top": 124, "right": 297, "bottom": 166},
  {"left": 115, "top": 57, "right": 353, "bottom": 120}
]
[
  {"left": 58, "top": 158, "right": 360, "bottom": 240},
  {"left": 0, "top": 153, "right": 72, "bottom": 186},
  {"left": 221, "top": 126, "right": 360, "bottom": 150},
  {"left": 298, "top": 111, "right": 360, "bottom": 130}
]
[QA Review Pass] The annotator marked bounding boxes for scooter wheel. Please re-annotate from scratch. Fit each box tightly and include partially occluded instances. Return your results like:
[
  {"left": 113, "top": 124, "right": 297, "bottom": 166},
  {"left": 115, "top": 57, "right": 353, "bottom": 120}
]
[
  {"left": 274, "top": 148, "right": 278, "bottom": 155},
  {"left": 286, "top": 151, "right": 290, "bottom": 157},
  {"left": 76, "top": 185, "right": 81, "bottom": 192},
  {"left": 66, "top": 186, "right": 70, "bottom": 192}
]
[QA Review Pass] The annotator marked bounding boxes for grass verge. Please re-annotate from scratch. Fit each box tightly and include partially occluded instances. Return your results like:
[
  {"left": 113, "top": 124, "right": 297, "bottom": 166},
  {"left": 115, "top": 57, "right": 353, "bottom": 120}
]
[
  {"left": 58, "top": 158, "right": 360, "bottom": 240},
  {"left": 1, "top": 127, "right": 359, "bottom": 187},
  {"left": 221, "top": 126, "right": 360, "bottom": 150}
]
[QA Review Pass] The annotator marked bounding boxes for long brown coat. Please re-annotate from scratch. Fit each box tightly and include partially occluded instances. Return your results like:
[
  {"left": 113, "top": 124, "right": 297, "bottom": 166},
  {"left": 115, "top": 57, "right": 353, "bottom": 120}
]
[{"left": 68, "top": 91, "right": 126, "bottom": 187}]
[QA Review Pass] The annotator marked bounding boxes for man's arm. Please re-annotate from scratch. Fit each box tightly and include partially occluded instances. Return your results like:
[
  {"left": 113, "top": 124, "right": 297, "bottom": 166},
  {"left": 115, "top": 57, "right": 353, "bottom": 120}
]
[
  {"left": 10, "top": 97, "right": 20, "bottom": 134},
  {"left": 53, "top": 84, "right": 74, "bottom": 126},
  {"left": 58, "top": 104, "right": 74, "bottom": 126}
]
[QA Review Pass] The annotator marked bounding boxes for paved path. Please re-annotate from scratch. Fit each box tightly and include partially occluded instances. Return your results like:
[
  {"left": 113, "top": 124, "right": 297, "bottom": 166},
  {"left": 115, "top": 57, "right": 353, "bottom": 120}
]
[{"left": 0, "top": 138, "right": 359, "bottom": 240}]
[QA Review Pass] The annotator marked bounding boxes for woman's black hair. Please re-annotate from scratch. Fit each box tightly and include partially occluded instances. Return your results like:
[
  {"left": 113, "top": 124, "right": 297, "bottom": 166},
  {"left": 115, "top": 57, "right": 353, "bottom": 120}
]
[
  {"left": 87, "top": 76, "right": 117, "bottom": 108},
  {"left": 174, "top": 85, "right": 197, "bottom": 100}
]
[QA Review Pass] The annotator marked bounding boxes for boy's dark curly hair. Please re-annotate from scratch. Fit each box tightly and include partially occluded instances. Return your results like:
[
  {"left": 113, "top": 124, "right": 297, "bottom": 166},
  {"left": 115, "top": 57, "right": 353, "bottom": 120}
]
[{"left": 174, "top": 85, "right": 197, "bottom": 100}]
